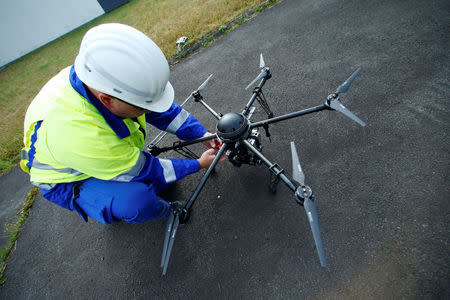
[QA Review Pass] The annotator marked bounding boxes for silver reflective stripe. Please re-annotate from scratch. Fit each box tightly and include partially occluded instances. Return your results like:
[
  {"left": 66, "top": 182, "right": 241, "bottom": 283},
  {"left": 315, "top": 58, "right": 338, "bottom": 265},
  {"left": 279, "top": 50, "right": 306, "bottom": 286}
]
[
  {"left": 111, "top": 152, "right": 146, "bottom": 182},
  {"left": 159, "top": 159, "right": 176, "bottom": 183},
  {"left": 32, "top": 158, "right": 84, "bottom": 176},
  {"left": 165, "top": 109, "right": 189, "bottom": 134},
  {"left": 21, "top": 150, "right": 29, "bottom": 160},
  {"left": 32, "top": 182, "right": 57, "bottom": 190}
]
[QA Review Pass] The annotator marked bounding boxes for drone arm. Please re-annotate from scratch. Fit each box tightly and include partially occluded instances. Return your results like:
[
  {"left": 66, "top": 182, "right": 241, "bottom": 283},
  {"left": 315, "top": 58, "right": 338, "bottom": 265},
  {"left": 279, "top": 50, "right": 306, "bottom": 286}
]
[
  {"left": 148, "top": 134, "right": 219, "bottom": 156},
  {"left": 196, "top": 98, "right": 222, "bottom": 120},
  {"left": 242, "top": 76, "right": 269, "bottom": 117},
  {"left": 150, "top": 73, "right": 214, "bottom": 148},
  {"left": 185, "top": 142, "right": 229, "bottom": 212},
  {"left": 250, "top": 104, "right": 328, "bottom": 129},
  {"left": 243, "top": 139, "right": 297, "bottom": 193},
  {"left": 148, "top": 94, "right": 196, "bottom": 147},
  {"left": 148, "top": 131, "right": 168, "bottom": 149},
  {"left": 192, "top": 91, "right": 223, "bottom": 120}
]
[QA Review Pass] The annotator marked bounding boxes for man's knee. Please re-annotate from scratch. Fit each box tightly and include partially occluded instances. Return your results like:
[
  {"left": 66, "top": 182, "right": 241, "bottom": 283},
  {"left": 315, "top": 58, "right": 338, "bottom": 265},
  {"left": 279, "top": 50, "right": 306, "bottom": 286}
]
[{"left": 111, "top": 182, "right": 171, "bottom": 223}]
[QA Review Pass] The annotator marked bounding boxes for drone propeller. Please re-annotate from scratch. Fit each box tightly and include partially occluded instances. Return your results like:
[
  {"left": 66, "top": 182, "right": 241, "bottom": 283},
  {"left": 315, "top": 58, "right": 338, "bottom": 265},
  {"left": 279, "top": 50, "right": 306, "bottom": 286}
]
[
  {"left": 329, "top": 100, "right": 366, "bottom": 127},
  {"left": 245, "top": 54, "right": 268, "bottom": 90},
  {"left": 158, "top": 141, "right": 229, "bottom": 275},
  {"left": 302, "top": 197, "right": 327, "bottom": 267},
  {"left": 149, "top": 74, "right": 214, "bottom": 147},
  {"left": 160, "top": 203, "right": 183, "bottom": 275},
  {"left": 259, "top": 53, "right": 265, "bottom": 68},
  {"left": 197, "top": 73, "right": 214, "bottom": 92},
  {"left": 290, "top": 142, "right": 327, "bottom": 267},
  {"left": 336, "top": 67, "right": 362, "bottom": 94},
  {"left": 161, "top": 212, "right": 175, "bottom": 268},
  {"left": 327, "top": 67, "right": 366, "bottom": 127},
  {"left": 290, "top": 142, "right": 305, "bottom": 185}
]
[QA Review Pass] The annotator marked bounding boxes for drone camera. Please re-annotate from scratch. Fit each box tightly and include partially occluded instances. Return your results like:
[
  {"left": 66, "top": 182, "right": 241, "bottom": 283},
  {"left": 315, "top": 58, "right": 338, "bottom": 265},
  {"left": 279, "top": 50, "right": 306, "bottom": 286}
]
[{"left": 227, "top": 129, "right": 262, "bottom": 167}]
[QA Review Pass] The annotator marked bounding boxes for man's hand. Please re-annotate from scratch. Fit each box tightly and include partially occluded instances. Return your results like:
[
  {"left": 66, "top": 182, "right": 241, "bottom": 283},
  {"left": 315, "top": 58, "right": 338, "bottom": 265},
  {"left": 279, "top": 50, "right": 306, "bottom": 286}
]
[
  {"left": 197, "top": 148, "right": 226, "bottom": 169},
  {"left": 201, "top": 132, "right": 222, "bottom": 149}
]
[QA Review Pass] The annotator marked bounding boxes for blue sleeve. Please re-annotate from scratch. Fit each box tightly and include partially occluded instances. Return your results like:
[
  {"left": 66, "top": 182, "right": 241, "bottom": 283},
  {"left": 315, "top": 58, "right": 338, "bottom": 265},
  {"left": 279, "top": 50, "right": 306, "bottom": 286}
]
[
  {"left": 146, "top": 103, "right": 207, "bottom": 141},
  {"left": 131, "top": 152, "right": 200, "bottom": 187}
]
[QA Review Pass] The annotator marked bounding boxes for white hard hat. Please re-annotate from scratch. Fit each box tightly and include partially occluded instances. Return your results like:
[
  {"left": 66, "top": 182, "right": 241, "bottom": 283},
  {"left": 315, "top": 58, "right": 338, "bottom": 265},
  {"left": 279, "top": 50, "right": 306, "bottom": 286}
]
[{"left": 74, "top": 23, "right": 174, "bottom": 112}]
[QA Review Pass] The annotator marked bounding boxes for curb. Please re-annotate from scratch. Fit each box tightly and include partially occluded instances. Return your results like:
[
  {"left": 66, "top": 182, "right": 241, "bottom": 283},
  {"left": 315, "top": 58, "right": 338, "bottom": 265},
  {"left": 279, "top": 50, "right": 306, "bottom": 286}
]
[{"left": 169, "top": 0, "right": 278, "bottom": 65}]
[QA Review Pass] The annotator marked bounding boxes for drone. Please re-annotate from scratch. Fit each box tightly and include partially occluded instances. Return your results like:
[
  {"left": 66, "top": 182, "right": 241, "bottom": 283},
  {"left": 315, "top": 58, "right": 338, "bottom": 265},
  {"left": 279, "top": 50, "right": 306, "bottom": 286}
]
[{"left": 148, "top": 54, "right": 366, "bottom": 275}]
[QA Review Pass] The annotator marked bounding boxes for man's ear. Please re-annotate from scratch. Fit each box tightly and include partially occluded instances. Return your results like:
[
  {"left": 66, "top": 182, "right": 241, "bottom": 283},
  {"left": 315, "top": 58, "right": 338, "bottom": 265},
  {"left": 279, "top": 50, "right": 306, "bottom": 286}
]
[{"left": 97, "top": 92, "right": 115, "bottom": 110}]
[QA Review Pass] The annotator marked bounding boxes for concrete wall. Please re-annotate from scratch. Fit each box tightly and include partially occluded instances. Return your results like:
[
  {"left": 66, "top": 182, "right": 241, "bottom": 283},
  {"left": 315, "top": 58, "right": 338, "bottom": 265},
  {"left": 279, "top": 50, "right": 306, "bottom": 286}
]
[{"left": 0, "top": 0, "right": 128, "bottom": 67}]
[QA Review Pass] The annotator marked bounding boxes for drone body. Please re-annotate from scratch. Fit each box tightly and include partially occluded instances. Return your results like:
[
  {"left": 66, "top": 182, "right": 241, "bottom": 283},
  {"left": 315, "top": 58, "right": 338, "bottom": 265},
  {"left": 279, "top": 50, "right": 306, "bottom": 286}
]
[{"left": 149, "top": 54, "right": 366, "bottom": 275}]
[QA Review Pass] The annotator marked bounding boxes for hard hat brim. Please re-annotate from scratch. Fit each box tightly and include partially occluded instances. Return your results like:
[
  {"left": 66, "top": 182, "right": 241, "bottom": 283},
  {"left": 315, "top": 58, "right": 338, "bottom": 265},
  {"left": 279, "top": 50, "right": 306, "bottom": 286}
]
[{"left": 140, "top": 81, "right": 174, "bottom": 113}]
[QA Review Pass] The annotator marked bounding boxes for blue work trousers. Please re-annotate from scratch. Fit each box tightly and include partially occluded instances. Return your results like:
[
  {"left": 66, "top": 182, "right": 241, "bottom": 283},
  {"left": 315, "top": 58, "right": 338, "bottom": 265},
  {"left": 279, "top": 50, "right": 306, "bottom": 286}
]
[{"left": 73, "top": 178, "right": 172, "bottom": 225}]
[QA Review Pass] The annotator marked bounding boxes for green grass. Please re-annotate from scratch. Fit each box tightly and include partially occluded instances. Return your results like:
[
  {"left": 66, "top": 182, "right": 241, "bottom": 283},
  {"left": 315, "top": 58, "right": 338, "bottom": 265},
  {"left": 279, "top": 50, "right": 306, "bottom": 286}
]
[
  {"left": 0, "top": 187, "right": 38, "bottom": 286},
  {"left": 201, "top": 35, "right": 216, "bottom": 47},
  {"left": 219, "top": 25, "right": 228, "bottom": 32},
  {"left": 0, "top": 0, "right": 278, "bottom": 175}
]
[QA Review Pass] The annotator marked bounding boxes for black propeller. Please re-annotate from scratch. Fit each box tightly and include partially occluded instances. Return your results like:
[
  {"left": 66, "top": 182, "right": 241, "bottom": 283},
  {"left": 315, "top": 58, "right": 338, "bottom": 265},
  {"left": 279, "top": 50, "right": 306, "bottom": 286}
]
[
  {"left": 149, "top": 74, "right": 214, "bottom": 146},
  {"left": 245, "top": 54, "right": 267, "bottom": 90},
  {"left": 290, "top": 142, "right": 327, "bottom": 267},
  {"left": 336, "top": 66, "right": 362, "bottom": 94},
  {"left": 197, "top": 73, "right": 214, "bottom": 92},
  {"left": 160, "top": 202, "right": 184, "bottom": 275},
  {"left": 327, "top": 67, "right": 366, "bottom": 127}
]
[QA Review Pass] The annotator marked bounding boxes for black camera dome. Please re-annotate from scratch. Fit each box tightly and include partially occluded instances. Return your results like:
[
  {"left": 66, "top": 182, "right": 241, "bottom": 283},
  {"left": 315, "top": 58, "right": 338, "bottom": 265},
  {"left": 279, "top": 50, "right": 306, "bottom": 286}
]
[{"left": 216, "top": 112, "right": 249, "bottom": 141}]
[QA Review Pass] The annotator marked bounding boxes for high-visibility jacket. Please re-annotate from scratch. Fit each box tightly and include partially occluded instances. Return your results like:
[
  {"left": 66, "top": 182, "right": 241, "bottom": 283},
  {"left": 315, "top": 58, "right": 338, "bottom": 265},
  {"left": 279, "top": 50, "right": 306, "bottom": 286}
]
[{"left": 21, "top": 66, "right": 206, "bottom": 197}]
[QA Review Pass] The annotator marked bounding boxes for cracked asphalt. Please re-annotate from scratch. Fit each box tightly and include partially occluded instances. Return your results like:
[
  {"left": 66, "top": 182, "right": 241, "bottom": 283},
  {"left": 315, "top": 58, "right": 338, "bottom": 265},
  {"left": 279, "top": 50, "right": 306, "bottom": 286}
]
[{"left": 1, "top": 0, "right": 448, "bottom": 298}]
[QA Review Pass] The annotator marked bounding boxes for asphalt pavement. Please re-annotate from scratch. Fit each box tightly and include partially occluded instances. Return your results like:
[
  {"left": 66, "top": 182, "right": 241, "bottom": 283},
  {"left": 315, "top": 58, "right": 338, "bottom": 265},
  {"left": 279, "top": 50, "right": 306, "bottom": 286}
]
[{"left": 1, "top": 0, "right": 448, "bottom": 298}]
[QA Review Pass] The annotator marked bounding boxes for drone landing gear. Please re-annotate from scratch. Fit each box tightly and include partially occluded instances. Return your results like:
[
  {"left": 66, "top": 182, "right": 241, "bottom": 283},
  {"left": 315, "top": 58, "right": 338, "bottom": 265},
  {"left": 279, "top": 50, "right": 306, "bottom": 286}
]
[
  {"left": 269, "top": 172, "right": 279, "bottom": 194},
  {"left": 254, "top": 86, "right": 274, "bottom": 119}
]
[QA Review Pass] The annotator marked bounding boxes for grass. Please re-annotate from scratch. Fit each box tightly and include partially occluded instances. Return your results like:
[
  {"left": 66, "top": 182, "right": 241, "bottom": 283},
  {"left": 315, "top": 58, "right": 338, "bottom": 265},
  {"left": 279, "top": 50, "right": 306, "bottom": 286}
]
[
  {"left": 0, "top": 0, "right": 278, "bottom": 175},
  {"left": 0, "top": 187, "right": 38, "bottom": 286}
]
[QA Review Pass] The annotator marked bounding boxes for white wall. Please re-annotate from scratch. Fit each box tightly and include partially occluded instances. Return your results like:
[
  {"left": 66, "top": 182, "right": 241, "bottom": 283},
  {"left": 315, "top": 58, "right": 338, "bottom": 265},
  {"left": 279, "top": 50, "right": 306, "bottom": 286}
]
[{"left": 0, "top": 0, "right": 105, "bottom": 67}]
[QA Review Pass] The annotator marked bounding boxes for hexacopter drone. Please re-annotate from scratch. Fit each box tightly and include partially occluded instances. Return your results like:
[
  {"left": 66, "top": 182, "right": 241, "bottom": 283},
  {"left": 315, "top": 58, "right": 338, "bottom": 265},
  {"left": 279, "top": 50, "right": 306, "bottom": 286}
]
[{"left": 148, "top": 54, "right": 366, "bottom": 275}]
